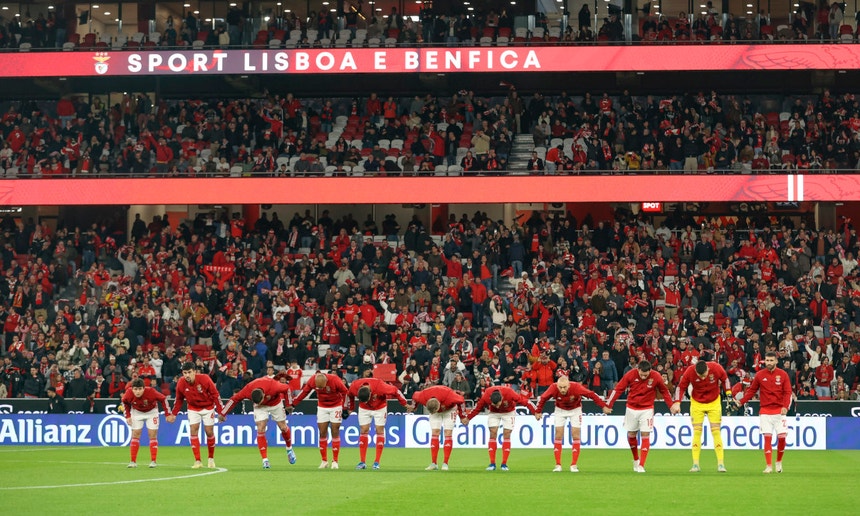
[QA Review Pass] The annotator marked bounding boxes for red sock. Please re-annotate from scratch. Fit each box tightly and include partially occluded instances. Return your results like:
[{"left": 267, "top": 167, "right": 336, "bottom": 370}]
[
  {"left": 150, "top": 439, "right": 158, "bottom": 462},
  {"left": 553, "top": 440, "right": 563, "bottom": 465},
  {"left": 430, "top": 436, "right": 440, "bottom": 464},
  {"left": 443, "top": 440, "right": 453, "bottom": 464},
  {"left": 627, "top": 435, "right": 639, "bottom": 461},
  {"left": 257, "top": 432, "right": 268, "bottom": 459},
  {"left": 488, "top": 440, "right": 498, "bottom": 464},
  {"left": 501, "top": 439, "right": 511, "bottom": 465},
  {"left": 207, "top": 435, "right": 216, "bottom": 459},
  {"left": 571, "top": 440, "right": 581, "bottom": 466},
  {"left": 374, "top": 435, "right": 385, "bottom": 463},
  {"left": 190, "top": 436, "right": 201, "bottom": 461},
  {"left": 319, "top": 437, "right": 328, "bottom": 462},
  {"left": 281, "top": 427, "right": 292, "bottom": 448},
  {"left": 332, "top": 438, "right": 341, "bottom": 462},
  {"left": 130, "top": 437, "right": 140, "bottom": 462},
  {"left": 639, "top": 436, "right": 650, "bottom": 467},
  {"left": 777, "top": 435, "right": 786, "bottom": 462},
  {"left": 359, "top": 435, "right": 369, "bottom": 462},
  {"left": 764, "top": 435, "right": 773, "bottom": 466}
]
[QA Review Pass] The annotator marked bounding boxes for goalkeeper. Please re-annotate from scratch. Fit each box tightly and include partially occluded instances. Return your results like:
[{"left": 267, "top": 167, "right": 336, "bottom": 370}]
[{"left": 671, "top": 359, "right": 733, "bottom": 473}]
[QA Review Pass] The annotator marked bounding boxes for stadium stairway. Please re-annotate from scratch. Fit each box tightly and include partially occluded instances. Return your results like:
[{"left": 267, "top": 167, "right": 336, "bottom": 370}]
[{"left": 508, "top": 134, "right": 536, "bottom": 173}]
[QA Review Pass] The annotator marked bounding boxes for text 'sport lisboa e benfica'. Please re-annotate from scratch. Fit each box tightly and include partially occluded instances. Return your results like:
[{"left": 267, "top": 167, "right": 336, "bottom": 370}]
[{"left": 5, "top": 45, "right": 860, "bottom": 78}]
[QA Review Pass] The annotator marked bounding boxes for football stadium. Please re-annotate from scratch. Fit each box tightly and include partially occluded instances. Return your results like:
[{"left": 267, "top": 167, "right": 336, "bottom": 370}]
[{"left": 1, "top": 0, "right": 860, "bottom": 514}]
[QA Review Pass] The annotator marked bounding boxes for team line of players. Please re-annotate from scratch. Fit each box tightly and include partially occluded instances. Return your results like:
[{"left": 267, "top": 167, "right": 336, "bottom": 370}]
[{"left": 122, "top": 352, "right": 792, "bottom": 473}]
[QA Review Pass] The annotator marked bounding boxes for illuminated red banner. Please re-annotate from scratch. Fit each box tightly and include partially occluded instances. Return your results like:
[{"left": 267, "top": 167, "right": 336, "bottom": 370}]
[
  {"left": 0, "top": 45, "right": 857, "bottom": 77},
  {"left": 0, "top": 174, "right": 846, "bottom": 205}
]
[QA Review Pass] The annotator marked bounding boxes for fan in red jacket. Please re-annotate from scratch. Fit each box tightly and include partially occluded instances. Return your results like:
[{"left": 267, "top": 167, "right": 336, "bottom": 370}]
[
  {"left": 408, "top": 385, "right": 467, "bottom": 471},
  {"left": 220, "top": 374, "right": 296, "bottom": 469}
]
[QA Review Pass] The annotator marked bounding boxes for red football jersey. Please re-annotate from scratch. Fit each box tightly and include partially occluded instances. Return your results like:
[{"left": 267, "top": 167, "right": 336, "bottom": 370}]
[
  {"left": 292, "top": 373, "right": 349, "bottom": 409},
  {"left": 674, "top": 362, "right": 731, "bottom": 404},
  {"left": 285, "top": 367, "right": 303, "bottom": 390},
  {"left": 348, "top": 377, "right": 408, "bottom": 411},
  {"left": 121, "top": 387, "right": 170, "bottom": 418},
  {"left": 466, "top": 386, "right": 537, "bottom": 420},
  {"left": 412, "top": 385, "right": 467, "bottom": 419},
  {"left": 738, "top": 366, "right": 792, "bottom": 415},
  {"left": 172, "top": 373, "right": 223, "bottom": 413},
  {"left": 606, "top": 369, "right": 673, "bottom": 411},
  {"left": 536, "top": 382, "right": 605, "bottom": 412},
  {"left": 220, "top": 377, "right": 293, "bottom": 415}
]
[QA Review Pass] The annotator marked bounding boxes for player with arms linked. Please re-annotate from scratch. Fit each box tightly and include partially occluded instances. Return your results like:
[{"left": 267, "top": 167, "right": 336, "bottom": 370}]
[
  {"left": 171, "top": 362, "right": 224, "bottom": 469},
  {"left": 734, "top": 351, "right": 793, "bottom": 473},
  {"left": 407, "top": 385, "right": 468, "bottom": 471},
  {"left": 219, "top": 372, "right": 297, "bottom": 469},
  {"left": 347, "top": 376, "right": 408, "bottom": 470},
  {"left": 536, "top": 376, "right": 606, "bottom": 472},
  {"left": 122, "top": 377, "right": 174, "bottom": 468},
  {"left": 604, "top": 360, "right": 679, "bottom": 473},
  {"left": 463, "top": 385, "right": 537, "bottom": 471},
  {"left": 292, "top": 371, "right": 349, "bottom": 469}
]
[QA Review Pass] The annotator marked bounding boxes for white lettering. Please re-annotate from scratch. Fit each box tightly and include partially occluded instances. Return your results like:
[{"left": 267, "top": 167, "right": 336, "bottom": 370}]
[
  {"left": 486, "top": 50, "right": 493, "bottom": 70},
  {"left": 468, "top": 50, "right": 480, "bottom": 69},
  {"left": 274, "top": 52, "right": 289, "bottom": 71},
  {"left": 128, "top": 54, "right": 142, "bottom": 73},
  {"left": 193, "top": 53, "right": 208, "bottom": 71},
  {"left": 316, "top": 52, "right": 335, "bottom": 71},
  {"left": 212, "top": 52, "right": 227, "bottom": 71},
  {"left": 167, "top": 54, "right": 187, "bottom": 72},
  {"left": 296, "top": 52, "right": 310, "bottom": 71},
  {"left": 261, "top": 51, "right": 268, "bottom": 71},
  {"left": 445, "top": 51, "right": 460, "bottom": 70},
  {"left": 340, "top": 51, "right": 357, "bottom": 70},
  {"left": 374, "top": 51, "right": 386, "bottom": 70},
  {"left": 500, "top": 50, "right": 518, "bottom": 69},
  {"left": 425, "top": 50, "right": 437, "bottom": 70},
  {"left": 147, "top": 53, "right": 163, "bottom": 72},
  {"left": 523, "top": 50, "right": 541, "bottom": 69},
  {"left": 244, "top": 52, "right": 256, "bottom": 71},
  {"left": 405, "top": 51, "right": 419, "bottom": 70}
]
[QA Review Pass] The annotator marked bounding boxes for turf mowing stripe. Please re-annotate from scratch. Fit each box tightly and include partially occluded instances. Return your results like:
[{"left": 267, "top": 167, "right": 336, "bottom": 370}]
[{"left": 0, "top": 466, "right": 228, "bottom": 490}]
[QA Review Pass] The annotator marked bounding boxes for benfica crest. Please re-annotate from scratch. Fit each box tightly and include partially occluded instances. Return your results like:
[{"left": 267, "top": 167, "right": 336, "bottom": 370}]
[{"left": 93, "top": 52, "right": 110, "bottom": 75}]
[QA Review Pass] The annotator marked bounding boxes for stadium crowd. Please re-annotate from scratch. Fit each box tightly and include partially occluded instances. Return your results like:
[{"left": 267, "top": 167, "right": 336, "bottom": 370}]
[
  {"left": 4, "top": 86, "right": 860, "bottom": 178},
  {"left": 0, "top": 203, "right": 859, "bottom": 406},
  {"left": 1, "top": 2, "right": 859, "bottom": 50}
]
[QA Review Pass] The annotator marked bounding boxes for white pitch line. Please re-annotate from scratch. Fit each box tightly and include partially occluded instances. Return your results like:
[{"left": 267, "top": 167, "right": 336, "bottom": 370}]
[{"left": 0, "top": 466, "right": 228, "bottom": 490}]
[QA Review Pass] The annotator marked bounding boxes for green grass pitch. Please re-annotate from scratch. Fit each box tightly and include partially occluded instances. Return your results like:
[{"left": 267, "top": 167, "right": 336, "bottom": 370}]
[{"left": 1, "top": 446, "right": 857, "bottom": 515}]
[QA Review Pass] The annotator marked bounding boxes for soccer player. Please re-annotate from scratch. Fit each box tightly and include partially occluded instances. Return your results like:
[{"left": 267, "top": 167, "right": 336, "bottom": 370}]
[
  {"left": 219, "top": 374, "right": 297, "bottom": 469},
  {"left": 735, "top": 351, "right": 793, "bottom": 473},
  {"left": 536, "top": 376, "right": 606, "bottom": 472},
  {"left": 407, "top": 385, "right": 467, "bottom": 471},
  {"left": 171, "top": 362, "right": 224, "bottom": 469},
  {"left": 347, "top": 376, "right": 408, "bottom": 470},
  {"left": 463, "top": 385, "right": 537, "bottom": 471},
  {"left": 121, "top": 378, "right": 175, "bottom": 468},
  {"left": 292, "top": 371, "right": 349, "bottom": 469},
  {"left": 604, "top": 360, "right": 678, "bottom": 473},
  {"left": 671, "top": 360, "right": 732, "bottom": 472}
]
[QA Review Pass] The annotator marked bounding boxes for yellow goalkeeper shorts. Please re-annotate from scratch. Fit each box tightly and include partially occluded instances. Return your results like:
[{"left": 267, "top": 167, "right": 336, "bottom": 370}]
[{"left": 690, "top": 397, "right": 722, "bottom": 426}]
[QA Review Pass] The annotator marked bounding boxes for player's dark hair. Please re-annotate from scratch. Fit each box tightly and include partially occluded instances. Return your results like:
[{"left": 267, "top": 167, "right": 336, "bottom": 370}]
[
  {"left": 130, "top": 378, "right": 145, "bottom": 388},
  {"left": 358, "top": 385, "right": 372, "bottom": 403},
  {"left": 765, "top": 351, "right": 778, "bottom": 359},
  {"left": 490, "top": 390, "right": 502, "bottom": 404},
  {"left": 694, "top": 360, "right": 708, "bottom": 375},
  {"left": 637, "top": 360, "right": 652, "bottom": 372},
  {"left": 251, "top": 388, "right": 264, "bottom": 404},
  {"left": 181, "top": 362, "right": 196, "bottom": 371}
]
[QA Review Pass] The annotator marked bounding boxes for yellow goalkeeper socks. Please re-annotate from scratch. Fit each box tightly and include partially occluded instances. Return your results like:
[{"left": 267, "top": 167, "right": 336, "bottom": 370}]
[
  {"left": 712, "top": 427, "right": 724, "bottom": 464},
  {"left": 691, "top": 425, "right": 702, "bottom": 464}
]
